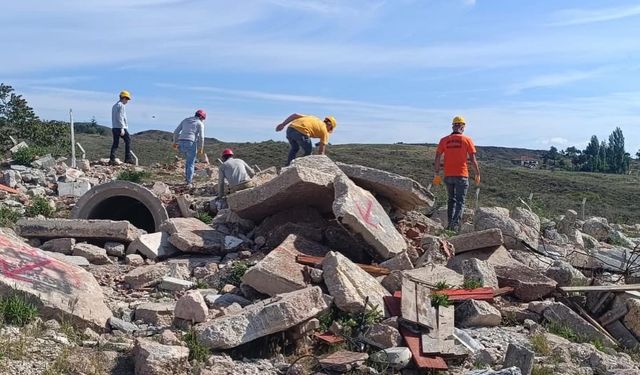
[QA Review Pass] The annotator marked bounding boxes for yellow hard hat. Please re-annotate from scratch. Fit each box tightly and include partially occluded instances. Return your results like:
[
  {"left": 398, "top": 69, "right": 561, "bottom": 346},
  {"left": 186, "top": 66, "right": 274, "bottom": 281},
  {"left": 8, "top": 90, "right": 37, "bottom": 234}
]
[
  {"left": 452, "top": 115, "right": 465, "bottom": 125},
  {"left": 119, "top": 90, "right": 132, "bottom": 100},
  {"left": 324, "top": 116, "right": 337, "bottom": 131}
]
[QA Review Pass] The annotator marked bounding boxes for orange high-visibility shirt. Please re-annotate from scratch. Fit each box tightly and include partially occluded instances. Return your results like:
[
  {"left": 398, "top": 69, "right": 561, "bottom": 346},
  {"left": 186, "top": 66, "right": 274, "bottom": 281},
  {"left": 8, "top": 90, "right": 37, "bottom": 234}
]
[{"left": 436, "top": 133, "right": 477, "bottom": 177}]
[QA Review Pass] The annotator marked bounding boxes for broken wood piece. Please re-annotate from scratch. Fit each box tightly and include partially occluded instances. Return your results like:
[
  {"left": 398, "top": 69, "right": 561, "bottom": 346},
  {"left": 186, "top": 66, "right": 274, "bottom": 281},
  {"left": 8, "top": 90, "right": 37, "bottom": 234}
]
[
  {"left": 401, "top": 277, "right": 435, "bottom": 328},
  {"left": 313, "top": 332, "right": 345, "bottom": 345},
  {"left": 599, "top": 304, "right": 629, "bottom": 327},
  {"left": 560, "top": 284, "right": 640, "bottom": 292},
  {"left": 0, "top": 184, "right": 19, "bottom": 194},
  {"left": 493, "top": 286, "right": 514, "bottom": 297},
  {"left": 560, "top": 297, "right": 618, "bottom": 345},
  {"left": 400, "top": 326, "right": 448, "bottom": 370},
  {"left": 295, "top": 255, "right": 390, "bottom": 276},
  {"left": 319, "top": 350, "right": 368, "bottom": 372}
]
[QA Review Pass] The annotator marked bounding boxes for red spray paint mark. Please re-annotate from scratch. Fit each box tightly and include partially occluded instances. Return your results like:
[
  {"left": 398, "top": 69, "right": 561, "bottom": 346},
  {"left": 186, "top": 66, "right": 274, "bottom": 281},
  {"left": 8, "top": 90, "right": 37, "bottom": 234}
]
[{"left": 356, "top": 199, "right": 381, "bottom": 229}]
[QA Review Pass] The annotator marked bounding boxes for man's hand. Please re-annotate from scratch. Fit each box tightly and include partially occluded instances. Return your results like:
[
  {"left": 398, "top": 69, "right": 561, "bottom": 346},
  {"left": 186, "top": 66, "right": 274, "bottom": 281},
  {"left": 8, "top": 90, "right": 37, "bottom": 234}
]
[
  {"left": 474, "top": 174, "right": 481, "bottom": 186},
  {"left": 120, "top": 128, "right": 125, "bottom": 137},
  {"left": 172, "top": 143, "right": 178, "bottom": 151},
  {"left": 432, "top": 175, "right": 442, "bottom": 186},
  {"left": 198, "top": 148, "right": 204, "bottom": 156},
  {"left": 275, "top": 123, "right": 286, "bottom": 132}
]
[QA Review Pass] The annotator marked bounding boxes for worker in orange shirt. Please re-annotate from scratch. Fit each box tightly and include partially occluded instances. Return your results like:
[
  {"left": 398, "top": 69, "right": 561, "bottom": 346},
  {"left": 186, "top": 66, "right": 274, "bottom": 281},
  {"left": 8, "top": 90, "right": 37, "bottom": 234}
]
[
  {"left": 432, "top": 116, "right": 481, "bottom": 231},
  {"left": 275, "top": 113, "right": 337, "bottom": 166}
]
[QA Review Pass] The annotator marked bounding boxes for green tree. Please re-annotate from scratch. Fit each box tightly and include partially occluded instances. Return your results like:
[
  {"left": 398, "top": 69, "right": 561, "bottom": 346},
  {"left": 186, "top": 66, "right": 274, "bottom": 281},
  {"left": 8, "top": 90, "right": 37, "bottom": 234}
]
[
  {"left": 598, "top": 141, "right": 609, "bottom": 173},
  {"left": 582, "top": 136, "right": 600, "bottom": 172},
  {"left": 607, "top": 127, "right": 627, "bottom": 174}
]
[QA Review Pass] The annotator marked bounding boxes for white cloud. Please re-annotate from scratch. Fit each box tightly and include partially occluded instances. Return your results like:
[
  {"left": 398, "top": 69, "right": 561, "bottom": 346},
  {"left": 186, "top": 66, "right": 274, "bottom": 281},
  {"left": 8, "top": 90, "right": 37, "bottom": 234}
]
[
  {"left": 507, "top": 68, "right": 604, "bottom": 94},
  {"left": 550, "top": 4, "right": 640, "bottom": 26},
  {"left": 541, "top": 137, "right": 569, "bottom": 146}
]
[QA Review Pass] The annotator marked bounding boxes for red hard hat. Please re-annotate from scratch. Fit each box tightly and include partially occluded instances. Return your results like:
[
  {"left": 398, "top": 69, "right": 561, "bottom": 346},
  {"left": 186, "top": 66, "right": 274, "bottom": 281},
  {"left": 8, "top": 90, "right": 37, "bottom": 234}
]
[
  {"left": 222, "top": 148, "right": 234, "bottom": 157},
  {"left": 195, "top": 109, "right": 206, "bottom": 120}
]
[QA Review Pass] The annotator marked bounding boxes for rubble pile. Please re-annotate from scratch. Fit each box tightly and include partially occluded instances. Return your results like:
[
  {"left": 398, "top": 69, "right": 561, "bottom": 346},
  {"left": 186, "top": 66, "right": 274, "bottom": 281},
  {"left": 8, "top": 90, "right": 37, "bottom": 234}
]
[{"left": 0, "top": 152, "right": 640, "bottom": 374}]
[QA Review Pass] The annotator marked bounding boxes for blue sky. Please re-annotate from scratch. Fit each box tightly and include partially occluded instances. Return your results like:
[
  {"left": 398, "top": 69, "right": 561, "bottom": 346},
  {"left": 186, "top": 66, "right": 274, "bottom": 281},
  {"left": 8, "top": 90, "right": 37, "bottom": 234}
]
[{"left": 2, "top": 0, "right": 640, "bottom": 151}]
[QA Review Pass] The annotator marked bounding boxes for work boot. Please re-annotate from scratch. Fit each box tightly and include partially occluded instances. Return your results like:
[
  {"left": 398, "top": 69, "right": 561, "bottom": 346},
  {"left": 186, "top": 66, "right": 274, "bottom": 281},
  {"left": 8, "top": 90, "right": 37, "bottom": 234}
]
[
  {"left": 108, "top": 159, "right": 117, "bottom": 166},
  {"left": 124, "top": 159, "right": 135, "bottom": 165}
]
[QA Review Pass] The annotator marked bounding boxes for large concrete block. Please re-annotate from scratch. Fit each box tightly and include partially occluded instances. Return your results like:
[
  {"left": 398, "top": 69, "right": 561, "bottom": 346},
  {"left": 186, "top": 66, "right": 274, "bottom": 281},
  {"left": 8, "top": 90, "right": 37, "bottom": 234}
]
[
  {"left": 543, "top": 302, "right": 616, "bottom": 347},
  {"left": 0, "top": 234, "right": 112, "bottom": 331},
  {"left": 322, "top": 251, "right": 390, "bottom": 314},
  {"left": 494, "top": 264, "right": 557, "bottom": 302},
  {"left": 127, "top": 232, "right": 179, "bottom": 260},
  {"left": 448, "top": 228, "right": 503, "bottom": 254},
  {"left": 455, "top": 300, "right": 501, "bottom": 328},
  {"left": 336, "top": 162, "right": 434, "bottom": 210},
  {"left": 242, "top": 234, "right": 330, "bottom": 296},
  {"left": 196, "top": 286, "right": 331, "bottom": 349},
  {"left": 227, "top": 164, "right": 336, "bottom": 221},
  {"left": 160, "top": 218, "right": 211, "bottom": 235},
  {"left": 133, "top": 338, "right": 189, "bottom": 375},
  {"left": 333, "top": 175, "right": 406, "bottom": 260},
  {"left": 168, "top": 230, "right": 226, "bottom": 254},
  {"left": 16, "top": 218, "right": 141, "bottom": 242}
]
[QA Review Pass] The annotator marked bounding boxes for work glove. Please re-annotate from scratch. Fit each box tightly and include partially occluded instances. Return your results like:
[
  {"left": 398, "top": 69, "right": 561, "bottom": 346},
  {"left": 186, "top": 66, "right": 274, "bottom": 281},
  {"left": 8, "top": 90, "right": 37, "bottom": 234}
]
[
  {"left": 432, "top": 175, "right": 442, "bottom": 186},
  {"left": 474, "top": 174, "right": 481, "bottom": 186},
  {"left": 172, "top": 143, "right": 178, "bottom": 151}
]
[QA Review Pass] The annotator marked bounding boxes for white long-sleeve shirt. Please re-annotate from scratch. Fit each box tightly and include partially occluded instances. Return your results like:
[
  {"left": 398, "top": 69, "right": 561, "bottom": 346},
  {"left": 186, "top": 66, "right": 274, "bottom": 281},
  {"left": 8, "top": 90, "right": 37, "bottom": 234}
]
[
  {"left": 111, "top": 101, "right": 127, "bottom": 129},
  {"left": 218, "top": 158, "right": 255, "bottom": 197},
  {"left": 173, "top": 116, "right": 205, "bottom": 150}
]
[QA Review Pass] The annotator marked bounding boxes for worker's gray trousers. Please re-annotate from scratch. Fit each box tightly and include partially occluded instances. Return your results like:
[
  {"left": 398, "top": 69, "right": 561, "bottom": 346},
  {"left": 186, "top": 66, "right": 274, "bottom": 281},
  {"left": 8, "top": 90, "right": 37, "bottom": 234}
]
[{"left": 445, "top": 176, "right": 469, "bottom": 230}]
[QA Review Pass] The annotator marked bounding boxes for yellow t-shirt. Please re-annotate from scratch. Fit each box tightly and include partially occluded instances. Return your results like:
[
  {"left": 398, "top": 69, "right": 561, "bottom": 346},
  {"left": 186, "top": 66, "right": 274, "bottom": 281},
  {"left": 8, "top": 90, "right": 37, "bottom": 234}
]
[{"left": 289, "top": 116, "right": 330, "bottom": 145}]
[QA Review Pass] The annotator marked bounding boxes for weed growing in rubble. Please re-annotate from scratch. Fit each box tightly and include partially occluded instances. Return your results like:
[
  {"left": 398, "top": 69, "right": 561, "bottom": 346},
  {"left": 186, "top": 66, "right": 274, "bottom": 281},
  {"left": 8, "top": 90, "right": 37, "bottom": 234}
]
[
  {"left": 184, "top": 328, "right": 210, "bottom": 362},
  {"left": 225, "top": 262, "right": 249, "bottom": 286},
  {"left": 530, "top": 333, "right": 551, "bottom": 355},
  {"left": 0, "top": 293, "right": 38, "bottom": 326},
  {"left": 531, "top": 365, "right": 555, "bottom": 375},
  {"left": 117, "top": 169, "right": 150, "bottom": 183},
  {"left": 434, "top": 281, "right": 451, "bottom": 290},
  {"left": 462, "top": 278, "right": 483, "bottom": 289},
  {"left": 317, "top": 305, "right": 383, "bottom": 337},
  {"left": 591, "top": 339, "right": 605, "bottom": 352},
  {"left": 25, "top": 195, "right": 55, "bottom": 218},
  {"left": 194, "top": 211, "right": 212, "bottom": 224},
  {"left": 546, "top": 321, "right": 580, "bottom": 342},
  {"left": 430, "top": 293, "right": 452, "bottom": 308},
  {"left": 12, "top": 146, "right": 42, "bottom": 166},
  {"left": 0, "top": 206, "right": 21, "bottom": 227}
]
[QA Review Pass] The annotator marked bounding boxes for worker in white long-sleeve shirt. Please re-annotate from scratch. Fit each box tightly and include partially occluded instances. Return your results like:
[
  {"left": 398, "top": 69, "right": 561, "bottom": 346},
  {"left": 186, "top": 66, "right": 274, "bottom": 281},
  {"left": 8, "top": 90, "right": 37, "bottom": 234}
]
[{"left": 217, "top": 148, "right": 255, "bottom": 198}]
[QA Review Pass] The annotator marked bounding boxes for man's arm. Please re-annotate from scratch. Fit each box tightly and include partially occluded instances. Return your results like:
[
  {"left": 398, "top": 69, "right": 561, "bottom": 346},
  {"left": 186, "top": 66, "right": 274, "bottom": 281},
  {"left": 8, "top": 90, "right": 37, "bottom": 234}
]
[
  {"left": 173, "top": 122, "right": 183, "bottom": 144},
  {"left": 197, "top": 122, "right": 205, "bottom": 152},
  {"left": 470, "top": 153, "right": 480, "bottom": 177},
  {"left": 243, "top": 161, "right": 255, "bottom": 177},
  {"left": 434, "top": 152, "right": 442, "bottom": 176},
  {"left": 317, "top": 143, "right": 326, "bottom": 155},
  {"left": 275, "top": 113, "right": 304, "bottom": 131}
]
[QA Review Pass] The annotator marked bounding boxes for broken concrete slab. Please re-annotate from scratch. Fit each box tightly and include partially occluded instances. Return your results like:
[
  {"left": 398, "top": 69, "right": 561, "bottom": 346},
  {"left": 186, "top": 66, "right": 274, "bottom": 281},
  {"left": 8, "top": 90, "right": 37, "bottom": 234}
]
[
  {"left": 544, "top": 260, "right": 588, "bottom": 287},
  {"left": 159, "top": 277, "right": 194, "bottom": 292},
  {"left": 242, "top": 234, "right": 330, "bottom": 296},
  {"left": 333, "top": 175, "right": 407, "bottom": 260},
  {"left": 380, "top": 251, "right": 414, "bottom": 271},
  {"left": 126, "top": 254, "right": 144, "bottom": 266},
  {"left": 160, "top": 217, "right": 211, "bottom": 235},
  {"left": 135, "top": 302, "right": 175, "bottom": 326},
  {"left": 494, "top": 264, "right": 557, "bottom": 302},
  {"left": 473, "top": 207, "right": 538, "bottom": 250},
  {"left": 176, "top": 194, "right": 195, "bottom": 218},
  {"left": 623, "top": 298, "right": 640, "bottom": 339},
  {"left": 582, "top": 217, "right": 612, "bottom": 242},
  {"left": 462, "top": 259, "right": 499, "bottom": 289},
  {"left": 43, "top": 251, "right": 90, "bottom": 268},
  {"left": 39, "top": 237, "right": 76, "bottom": 255},
  {"left": 605, "top": 320, "right": 640, "bottom": 349},
  {"left": 319, "top": 350, "right": 369, "bottom": 372},
  {"left": 322, "top": 251, "right": 390, "bottom": 314},
  {"left": 124, "top": 263, "right": 170, "bottom": 289},
  {"left": 0, "top": 234, "right": 112, "bottom": 331},
  {"left": 196, "top": 286, "right": 331, "bottom": 349},
  {"left": 174, "top": 290, "right": 208, "bottom": 323},
  {"left": 72, "top": 243, "right": 112, "bottom": 265},
  {"left": 543, "top": 302, "right": 616, "bottom": 347},
  {"left": 335, "top": 162, "right": 435, "bottom": 210},
  {"left": 251, "top": 166, "right": 278, "bottom": 187},
  {"left": 361, "top": 323, "right": 403, "bottom": 349},
  {"left": 58, "top": 181, "right": 92, "bottom": 197},
  {"left": 403, "top": 264, "right": 464, "bottom": 288},
  {"left": 16, "top": 218, "right": 141, "bottom": 242},
  {"left": 127, "top": 232, "right": 179, "bottom": 260},
  {"left": 455, "top": 300, "right": 501, "bottom": 328},
  {"left": 449, "top": 228, "right": 504, "bottom": 254},
  {"left": 104, "top": 241, "right": 125, "bottom": 257},
  {"left": 168, "top": 230, "right": 226, "bottom": 254},
  {"left": 133, "top": 338, "right": 189, "bottom": 375},
  {"left": 502, "top": 343, "right": 534, "bottom": 375},
  {"left": 227, "top": 163, "right": 336, "bottom": 221},
  {"left": 447, "top": 246, "right": 516, "bottom": 273}
]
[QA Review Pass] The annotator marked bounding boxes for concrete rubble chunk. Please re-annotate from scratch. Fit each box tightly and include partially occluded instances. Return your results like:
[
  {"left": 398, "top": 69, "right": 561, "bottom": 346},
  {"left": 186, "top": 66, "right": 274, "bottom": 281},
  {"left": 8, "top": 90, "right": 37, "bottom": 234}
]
[
  {"left": 242, "top": 234, "right": 330, "bottom": 296},
  {"left": 322, "top": 251, "right": 390, "bottom": 313},
  {"left": 176, "top": 194, "right": 195, "bottom": 218},
  {"left": 0, "top": 234, "right": 112, "bottom": 331},
  {"left": 152, "top": 182, "right": 172, "bottom": 196},
  {"left": 333, "top": 174, "right": 407, "bottom": 260},
  {"left": 135, "top": 302, "right": 175, "bottom": 326},
  {"left": 17, "top": 218, "right": 141, "bottom": 242},
  {"left": 169, "top": 230, "right": 226, "bottom": 254},
  {"left": 543, "top": 302, "right": 616, "bottom": 347},
  {"left": 623, "top": 298, "right": 640, "bottom": 339},
  {"left": 72, "top": 243, "right": 112, "bottom": 265},
  {"left": 462, "top": 258, "right": 499, "bottom": 289},
  {"left": 9, "top": 141, "right": 28, "bottom": 154},
  {"left": 2, "top": 170, "right": 20, "bottom": 188},
  {"left": 380, "top": 251, "right": 414, "bottom": 271},
  {"left": 449, "top": 228, "right": 504, "bottom": 254},
  {"left": 319, "top": 350, "right": 369, "bottom": 372},
  {"left": 174, "top": 290, "right": 208, "bottom": 323},
  {"left": 43, "top": 251, "right": 91, "bottom": 268},
  {"left": 104, "top": 241, "right": 125, "bottom": 257},
  {"left": 289, "top": 154, "right": 346, "bottom": 175},
  {"left": 159, "top": 276, "right": 195, "bottom": 292},
  {"left": 582, "top": 217, "right": 612, "bottom": 241},
  {"left": 544, "top": 260, "right": 588, "bottom": 287},
  {"left": 336, "top": 162, "right": 435, "bottom": 210},
  {"left": 134, "top": 338, "right": 189, "bottom": 375},
  {"left": 227, "top": 159, "right": 337, "bottom": 221},
  {"left": 109, "top": 316, "right": 139, "bottom": 333},
  {"left": 127, "top": 232, "right": 179, "bottom": 260},
  {"left": 224, "top": 235, "right": 243, "bottom": 251},
  {"left": 196, "top": 286, "right": 331, "bottom": 349},
  {"left": 126, "top": 254, "right": 144, "bottom": 266},
  {"left": 160, "top": 217, "right": 211, "bottom": 235},
  {"left": 403, "top": 263, "right": 464, "bottom": 288},
  {"left": 361, "top": 323, "right": 403, "bottom": 349},
  {"left": 494, "top": 264, "right": 557, "bottom": 302},
  {"left": 465, "top": 367, "right": 523, "bottom": 375},
  {"left": 502, "top": 343, "right": 534, "bottom": 375},
  {"left": 58, "top": 181, "right": 92, "bottom": 197},
  {"left": 32, "top": 154, "right": 56, "bottom": 169},
  {"left": 447, "top": 245, "right": 515, "bottom": 273},
  {"left": 39, "top": 237, "right": 76, "bottom": 255},
  {"left": 455, "top": 300, "right": 502, "bottom": 328},
  {"left": 474, "top": 207, "right": 538, "bottom": 250},
  {"left": 125, "top": 263, "right": 170, "bottom": 289}
]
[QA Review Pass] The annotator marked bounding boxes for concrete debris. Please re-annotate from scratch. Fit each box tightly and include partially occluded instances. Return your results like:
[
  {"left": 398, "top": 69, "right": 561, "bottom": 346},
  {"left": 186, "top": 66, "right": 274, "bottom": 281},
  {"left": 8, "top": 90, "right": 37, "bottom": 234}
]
[
  {"left": 242, "top": 234, "right": 329, "bottom": 296},
  {"left": 152, "top": 181, "right": 172, "bottom": 196},
  {"left": 9, "top": 141, "right": 28, "bottom": 154},
  {"left": 39, "top": 237, "right": 75, "bottom": 255},
  {"left": 159, "top": 276, "right": 194, "bottom": 292},
  {"left": 109, "top": 317, "right": 139, "bottom": 334},
  {"left": 196, "top": 286, "right": 331, "bottom": 349},
  {"left": 361, "top": 323, "right": 403, "bottom": 349},
  {"left": 72, "top": 243, "right": 112, "bottom": 265},
  {"left": 336, "top": 162, "right": 434, "bottom": 210},
  {"left": 455, "top": 300, "right": 502, "bottom": 328},
  {"left": 369, "top": 347, "right": 412, "bottom": 369},
  {"left": 449, "top": 228, "right": 504, "bottom": 254},
  {"left": 379, "top": 251, "right": 414, "bottom": 271},
  {"left": 466, "top": 367, "right": 522, "bottom": 375},
  {"left": 135, "top": 303, "right": 176, "bottom": 326},
  {"left": 543, "top": 302, "right": 616, "bottom": 347},
  {"left": 174, "top": 290, "right": 208, "bottom": 323},
  {"left": 58, "top": 181, "right": 92, "bottom": 197},
  {"left": 319, "top": 350, "right": 369, "bottom": 373},
  {"left": 223, "top": 235, "right": 243, "bottom": 251},
  {"left": 124, "top": 263, "right": 170, "bottom": 289},
  {"left": 168, "top": 229, "right": 226, "bottom": 254},
  {"left": 333, "top": 174, "right": 407, "bottom": 260},
  {"left": 474, "top": 207, "right": 539, "bottom": 250},
  {"left": 403, "top": 263, "right": 464, "bottom": 288},
  {"left": 502, "top": 343, "right": 534, "bottom": 375},
  {"left": 176, "top": 194, "right": 195, "bottom": 218},
  {"left": 322, "top": 251, "right": 390, "bottom": 314},
  {"left": 462, "top": 258, "right": 499, "bottom": 289},
  {"left": 126, "top": 253, "right": 145, "bottom": 266},
  {"left": 494, "top": 264, "right": 557, "bottom": 301},
  {"left": 133, "top": 338, "right": 189, "bottom": 375},
  {"left": 544, "top": 260, "right": 588, "bottom": 287},
  {"left": 104, "top": 241, "right": 125, "bottom": 257},
  {"left": 43, "top": 251, "right": 91, "bottom": 267},
  {"left": 17, "top": 218, "right": 141, "bottom": 242},
  {"left": 582, "top": 217, "right": 612, "bottom": 241},
  {"left": 127, "top": 232, "right": 179, "bottom": 260},
  {"left": 622, "top": 298, "right": 640, "bottom": 339},
  {"left": 447, "top": 245, "right": 515, "bottom": 273},
  {"left": 31, "top": 154, "right": 56, "bottom": 169}
]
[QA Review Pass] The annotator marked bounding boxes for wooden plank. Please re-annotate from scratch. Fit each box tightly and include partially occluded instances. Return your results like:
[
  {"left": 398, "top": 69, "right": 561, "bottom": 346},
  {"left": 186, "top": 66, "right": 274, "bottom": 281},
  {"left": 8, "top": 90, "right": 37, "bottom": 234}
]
[
  {"left": 401, "top": 278, "right": 418, "bottom": 323},
  {"left": 561, "top": 297, "right": 618, "bottom": 344},
  {"left": 415, "top": 283, "right": 435, "bottom": 328},
  {"left": 560, "top": 284, "right": 640, "bottom": 292},
  {"left": 624, "top": 291, "right": 640, "bottom": 298},
  {"left": 0, "top": 184, "right": 19, "bottom": 194},
  {"left": 436, "top": 288, "right": 494, "bottom": 302},
  {"left": 400, "top": 326, "right": 448, "bottom": 370},
  {"left": 605, "top": 320, "right": 640, "bottom": 349},
  {"left": 599, "top": 304, "right": 629, "bottom": 327},
  {"left": 591, "top": 292, "right": 614, "bottom": 315},
  {"left": 493, "top": 286, "right": 514, "bottom": 297},
  {"left": 295, "top": 255, "right": 390, "bottom": 276}
]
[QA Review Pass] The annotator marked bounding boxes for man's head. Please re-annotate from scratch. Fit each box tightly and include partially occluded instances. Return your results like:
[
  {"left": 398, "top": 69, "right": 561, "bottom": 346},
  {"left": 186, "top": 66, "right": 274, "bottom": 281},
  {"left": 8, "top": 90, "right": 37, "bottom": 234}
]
[
  {"left": 119, "top": 90, "right": 131, "bottom": 104},
  {"left": 221, "top": 148, "right": 234, "bottom": 161},
  {"left": 195, "top": 109, "right": 207, "bottom": 120},
  {"left": 324, "top": 116, "right": 337, "bottom": 133},
  {"left": 451, "top": 115, "right": 465, "bottom": 133}
]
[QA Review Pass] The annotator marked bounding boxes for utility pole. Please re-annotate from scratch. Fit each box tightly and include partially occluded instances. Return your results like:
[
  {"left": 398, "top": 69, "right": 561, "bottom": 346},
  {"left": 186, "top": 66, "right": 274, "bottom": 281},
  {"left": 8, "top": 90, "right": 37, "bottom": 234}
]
[{"left": 69, "top": 109, "right": 76, "bottom": 168}]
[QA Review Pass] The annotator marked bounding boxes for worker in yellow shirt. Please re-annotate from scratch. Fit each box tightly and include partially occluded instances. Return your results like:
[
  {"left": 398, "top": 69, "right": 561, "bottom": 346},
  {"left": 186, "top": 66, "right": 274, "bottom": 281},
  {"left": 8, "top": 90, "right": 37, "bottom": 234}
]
[{"left": 275, "top": 113, "right": 337, "bottom": 166}]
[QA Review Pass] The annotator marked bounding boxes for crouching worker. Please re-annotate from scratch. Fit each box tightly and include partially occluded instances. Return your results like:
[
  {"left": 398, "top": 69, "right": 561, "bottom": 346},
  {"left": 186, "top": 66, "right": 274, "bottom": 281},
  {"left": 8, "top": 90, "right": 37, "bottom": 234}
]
[{"left": 217, "top": 149, "right": 255, "bottom": 198}]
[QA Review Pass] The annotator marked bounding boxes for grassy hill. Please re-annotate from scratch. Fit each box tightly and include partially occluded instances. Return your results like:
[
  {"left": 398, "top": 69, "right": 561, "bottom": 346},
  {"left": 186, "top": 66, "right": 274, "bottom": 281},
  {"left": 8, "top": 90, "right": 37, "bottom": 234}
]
[{"left": 75, "top": 132, "right": 640, "bottom": 223}]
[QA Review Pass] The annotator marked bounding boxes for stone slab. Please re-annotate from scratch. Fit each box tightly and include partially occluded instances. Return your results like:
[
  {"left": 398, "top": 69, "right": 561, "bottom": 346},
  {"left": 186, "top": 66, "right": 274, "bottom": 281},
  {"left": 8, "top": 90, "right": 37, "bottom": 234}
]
[
  {"left": 494, "top": 264, "right": 557, "bottom": 302},
  {"left": 160, "top": 217, "right": 211, "bottom": 235},
  {"left": 127, "top": 232, "right": 179, "bottom": 260},
  {"left": 58, "top": 181, "right": 92, "bottom": 197},
  {"left": 403, "top": 264, "right": 464, "bottom": 288},
  {"left": 449, "top": 228, "right": 504, "bottom": 254},
  {"left": 333, "top": 175, "right": 407, "bottom": 260},
  {"left": 16, "top": 218, "right": 141, "bottom": 242},
  {"left": 543, "top": 302, "right": 616, "bottom": 347},
  {"left": 168, "top": 230, "right": 226, "bottom": 254}
]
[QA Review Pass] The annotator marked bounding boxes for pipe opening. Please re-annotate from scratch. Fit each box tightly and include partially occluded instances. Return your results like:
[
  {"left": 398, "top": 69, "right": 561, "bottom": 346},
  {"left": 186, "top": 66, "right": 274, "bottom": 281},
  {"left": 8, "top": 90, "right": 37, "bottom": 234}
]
[{"left": 87, "top": 195, "right": 156, "bottom": 233}]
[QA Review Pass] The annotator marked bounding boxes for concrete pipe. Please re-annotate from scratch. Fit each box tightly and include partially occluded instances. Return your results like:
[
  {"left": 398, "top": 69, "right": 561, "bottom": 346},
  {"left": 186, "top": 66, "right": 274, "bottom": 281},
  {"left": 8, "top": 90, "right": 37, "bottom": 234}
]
[{"left": 71, "top": 181, "right": 168, "bottom": 233}]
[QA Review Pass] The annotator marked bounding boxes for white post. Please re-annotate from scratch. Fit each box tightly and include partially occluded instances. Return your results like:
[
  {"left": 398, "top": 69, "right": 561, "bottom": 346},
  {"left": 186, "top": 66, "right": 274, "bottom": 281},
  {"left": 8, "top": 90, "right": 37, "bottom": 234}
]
[
  {"left": 129, "top": 151, "right": 139, "bottom": 166},
  {"left": 76, "top": 142, "right": 86, "bottom": 160},
  {"left": 8, "top": 136, "right": 17, "bottom": 146},
  {"left": 582, "top": 198, "right": 587, "bottom": 220},
  {"left": 69, "top": 109, "right": 76, "bottom": 168}
]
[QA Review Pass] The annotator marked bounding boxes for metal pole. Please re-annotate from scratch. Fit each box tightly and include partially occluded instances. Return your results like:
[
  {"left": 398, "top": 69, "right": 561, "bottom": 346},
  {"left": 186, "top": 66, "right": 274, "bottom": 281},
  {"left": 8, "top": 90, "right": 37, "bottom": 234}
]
[{"left": 69, "top": 109, "right": 76, "bottom": 168}]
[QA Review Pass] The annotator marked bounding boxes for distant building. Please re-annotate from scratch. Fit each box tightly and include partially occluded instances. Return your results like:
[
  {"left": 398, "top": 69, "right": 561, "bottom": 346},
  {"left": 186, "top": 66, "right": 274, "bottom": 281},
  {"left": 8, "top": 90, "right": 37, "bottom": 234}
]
[{"left": 512, "top": 156, "right": 540, "bottom": 168}]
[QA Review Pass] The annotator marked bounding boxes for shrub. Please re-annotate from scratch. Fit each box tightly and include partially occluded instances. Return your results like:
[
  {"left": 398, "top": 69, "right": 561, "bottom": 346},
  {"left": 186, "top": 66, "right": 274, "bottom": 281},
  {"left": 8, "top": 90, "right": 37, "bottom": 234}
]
[
  {"left": 117, "top": 169, "right": 150, "bottom": 183},
  {"left": 431, "top": 293, "right": 452, "bottom": 308},
  {"left": 530, "top": 333, "right": 551, "bottom": 355},
  {"left": 434, "top": 281, "right": 451, "bottom": 291},
  {"left": 25, "top": 196, "right": 55, "bottom": 218},
  {"left": 12, "top": 146, "right": 40, "bottom": 166},
  {"left": 0, "top": 293, "right": 38, "bottom": 326},
  {"left": 184, "top": 329, "right": 210, "bottom": 362},
  {"left": 194, "top": 211, "right": 212, "bottom": 224},
  {"left": 0, "top": 206, "right": 21, "bottom": 227},
  {"left": 463, "top": 278, "right": 483, "bottom": 289},
  {"left": 225, "top": 262, "right": 248, "bottom": 286}
]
